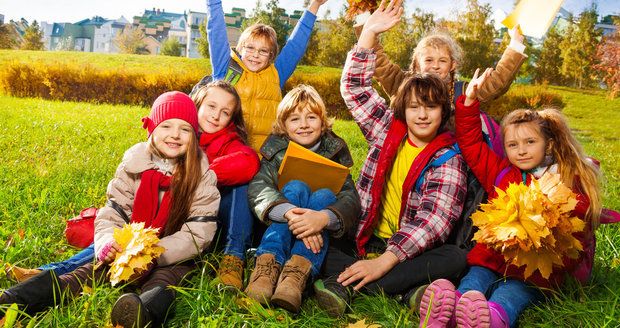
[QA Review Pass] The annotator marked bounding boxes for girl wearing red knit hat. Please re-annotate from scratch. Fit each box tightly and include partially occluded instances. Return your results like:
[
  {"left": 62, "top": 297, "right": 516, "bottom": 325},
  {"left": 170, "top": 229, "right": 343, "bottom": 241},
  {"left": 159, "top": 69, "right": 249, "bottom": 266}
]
[{"left": 0, "top": 91, "right": 221, "bottom": 328}]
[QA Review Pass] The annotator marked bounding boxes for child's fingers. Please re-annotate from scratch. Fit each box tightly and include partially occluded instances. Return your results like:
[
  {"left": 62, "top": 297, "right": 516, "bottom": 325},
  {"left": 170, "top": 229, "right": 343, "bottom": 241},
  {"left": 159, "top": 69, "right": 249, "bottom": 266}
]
[
  {"left": 377, "top": 0, "right": 388, "bottom": 11},
  {"left": 472, "top": 68, "right": 480, "bottom": 80}
]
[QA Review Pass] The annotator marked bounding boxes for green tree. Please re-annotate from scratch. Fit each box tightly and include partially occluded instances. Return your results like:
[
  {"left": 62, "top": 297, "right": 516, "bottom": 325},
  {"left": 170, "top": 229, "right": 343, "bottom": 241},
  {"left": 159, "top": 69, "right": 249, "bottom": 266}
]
[
  {"left": 0, "top": 24, "right": 19, "bottom": 49},
  {"left": 242, "top": 0, "right": 292, "bottom": 52},
  {"left": 196, "top": 23, "right": 210, "bottom": 58},
  {"left": 382, "top": 9, "right": 436, "bottom": 68},
  {"left": 21, "top": 20, "right": 44, "bottom": 51},
  {"left": 560, "top": 8, "right": 601, "bottom": 88},
  {"left": 535, "top": 26, "right": 565, "bottom": 84},
  {"left": 314, "top": 9, "right": 356, "bottom": 68},
  {"left": 447, "top": 0, "right": 496, "bottom": 77},
  {"left": 160, "top": 37, "right": 182, "bottom": 56},
  {"left": 115, "top": 27, "right": 148, "bottom": 54}
]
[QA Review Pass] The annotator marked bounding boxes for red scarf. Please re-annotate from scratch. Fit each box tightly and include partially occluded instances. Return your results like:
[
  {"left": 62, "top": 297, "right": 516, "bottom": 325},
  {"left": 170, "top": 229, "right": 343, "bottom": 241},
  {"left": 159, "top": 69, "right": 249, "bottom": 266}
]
[{"left": 132, "top": 169, "right": 172, "bottom": 235}]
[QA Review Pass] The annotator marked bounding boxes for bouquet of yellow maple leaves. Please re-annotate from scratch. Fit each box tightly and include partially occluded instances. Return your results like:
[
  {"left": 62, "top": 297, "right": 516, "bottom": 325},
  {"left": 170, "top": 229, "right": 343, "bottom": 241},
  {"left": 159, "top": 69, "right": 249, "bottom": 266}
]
[
  {"left": 107, "top": 222, "right": 164, "bottom": 286},
  {"left": 346, "top": 0, "right": 382, "bottom": 20},
  {"left": 471, "top": 172, "right": 585, "bottom": 279}
]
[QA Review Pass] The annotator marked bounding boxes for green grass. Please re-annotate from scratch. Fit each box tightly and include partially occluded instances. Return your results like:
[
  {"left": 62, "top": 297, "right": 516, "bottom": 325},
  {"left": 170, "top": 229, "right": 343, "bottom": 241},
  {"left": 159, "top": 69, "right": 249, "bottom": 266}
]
[{"left": 0, "top": 86, "right": 618, "bottom": 327}]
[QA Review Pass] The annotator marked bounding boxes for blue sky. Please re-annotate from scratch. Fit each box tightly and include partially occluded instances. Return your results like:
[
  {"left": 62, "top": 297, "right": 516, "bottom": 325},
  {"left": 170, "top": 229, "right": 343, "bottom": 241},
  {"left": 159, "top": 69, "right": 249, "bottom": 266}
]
[{"left": 1, "top": 0, "right": 617, "bottom": 24}]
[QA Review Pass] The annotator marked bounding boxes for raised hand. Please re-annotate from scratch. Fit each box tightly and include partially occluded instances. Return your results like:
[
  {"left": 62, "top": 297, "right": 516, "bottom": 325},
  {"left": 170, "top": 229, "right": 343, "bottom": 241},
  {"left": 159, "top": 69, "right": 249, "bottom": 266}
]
[
  {"left": 464, "top": 67, "right": 493, "bottom": 106},
  {"left": 509, "top": 24, "right": 524, "bottom": 44},
  {"left": 309, "top": 0, "right": 329, "bottom": 14},
  {"left": 358, "top": 0, "right": 404, "bottom": 49}
]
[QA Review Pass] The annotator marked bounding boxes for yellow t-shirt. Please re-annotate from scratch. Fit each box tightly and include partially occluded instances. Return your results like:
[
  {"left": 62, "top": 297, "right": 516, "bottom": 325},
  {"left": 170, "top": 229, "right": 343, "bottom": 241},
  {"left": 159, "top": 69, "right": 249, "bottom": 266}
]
[{"left": 375, "top": 138, "right": 424, "bottom": 239}]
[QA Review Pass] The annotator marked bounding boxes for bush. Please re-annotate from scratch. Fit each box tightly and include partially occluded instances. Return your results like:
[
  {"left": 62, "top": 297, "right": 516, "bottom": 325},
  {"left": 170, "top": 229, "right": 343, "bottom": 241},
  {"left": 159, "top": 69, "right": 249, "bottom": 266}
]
[{"left": 481, "top": 85, "right": 566, "bottom": 122}]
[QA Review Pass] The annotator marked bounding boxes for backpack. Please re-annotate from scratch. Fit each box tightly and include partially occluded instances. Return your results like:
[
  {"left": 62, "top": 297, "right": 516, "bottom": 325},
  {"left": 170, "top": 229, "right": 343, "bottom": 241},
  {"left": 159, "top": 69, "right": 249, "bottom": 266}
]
[
  {"left": 189, "top": 57, "right": 244, "bottom": 97},
  {"left": 414, "top": 144, "right": 486, "bottom": 251}
]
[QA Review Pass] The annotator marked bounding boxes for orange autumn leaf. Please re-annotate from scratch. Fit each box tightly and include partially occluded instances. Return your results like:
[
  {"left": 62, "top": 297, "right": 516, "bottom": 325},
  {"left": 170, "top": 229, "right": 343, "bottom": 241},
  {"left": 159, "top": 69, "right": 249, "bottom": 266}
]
[
  {"left": 108, "top": 223, "right": 164, "bottom": 286},
  {"left": 471, "top": 172, "right": 584, "bottom": 279}
]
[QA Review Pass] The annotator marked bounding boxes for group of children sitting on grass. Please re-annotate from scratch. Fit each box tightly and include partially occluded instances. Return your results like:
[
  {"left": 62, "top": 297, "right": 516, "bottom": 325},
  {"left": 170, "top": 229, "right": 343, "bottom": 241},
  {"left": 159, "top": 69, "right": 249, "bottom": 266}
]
[{"left": 1, "top": 0, "right": 616, "bottom": 327}]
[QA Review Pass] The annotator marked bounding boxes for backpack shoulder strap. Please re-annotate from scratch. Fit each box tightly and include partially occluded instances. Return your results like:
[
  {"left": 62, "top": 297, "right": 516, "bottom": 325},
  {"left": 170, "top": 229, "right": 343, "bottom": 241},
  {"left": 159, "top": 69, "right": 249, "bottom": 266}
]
[
  {"left": 453, "top": 80, "right": 466, "bottom": 104},
  {"left": 415, "top": 145, "right": 460, "bottom": 193},
  {"left": 189, "top": 56, "right": 244, "bottom": 97}
]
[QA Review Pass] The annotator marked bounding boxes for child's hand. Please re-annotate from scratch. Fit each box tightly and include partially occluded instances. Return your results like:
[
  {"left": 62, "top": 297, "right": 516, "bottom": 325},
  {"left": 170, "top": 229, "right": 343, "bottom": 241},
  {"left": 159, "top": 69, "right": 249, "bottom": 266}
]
[
  {"left": 302, "top": 232, "right": 324, "bottom": 254},
  {"left": 309, "top": 0, "right": 328, "bottom": 14},
  {"left": 286, "top": 208, "right": 329, "bottom": 238},
  {"left": 509, "top": 24, "right": 524, "bottom": 44},
  {"left": 98, "top": 241, "right": 122, "bottom": 264},
  {"left": 464, "top": 67, "right": 493, "bottom": 106},
  {"left": 358, "top": 0, "right": 403, "bottom": 48}
]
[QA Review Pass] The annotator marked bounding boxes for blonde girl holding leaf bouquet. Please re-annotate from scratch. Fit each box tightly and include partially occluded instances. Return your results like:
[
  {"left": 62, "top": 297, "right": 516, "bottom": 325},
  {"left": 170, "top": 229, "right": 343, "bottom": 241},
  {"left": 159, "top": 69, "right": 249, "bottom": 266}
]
[
  {"left": 418, "top": 69, "right": 602, "bottom": 328},
  {"left": 0, "top": 91, "right": 220, "bottom": 328}
]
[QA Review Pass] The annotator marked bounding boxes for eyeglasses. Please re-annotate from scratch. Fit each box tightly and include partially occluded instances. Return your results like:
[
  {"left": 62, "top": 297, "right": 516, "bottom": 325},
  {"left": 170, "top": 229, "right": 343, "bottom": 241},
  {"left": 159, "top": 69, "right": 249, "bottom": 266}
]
[{"left": 243, "top": 45, "right": 271, "bottom": 57}]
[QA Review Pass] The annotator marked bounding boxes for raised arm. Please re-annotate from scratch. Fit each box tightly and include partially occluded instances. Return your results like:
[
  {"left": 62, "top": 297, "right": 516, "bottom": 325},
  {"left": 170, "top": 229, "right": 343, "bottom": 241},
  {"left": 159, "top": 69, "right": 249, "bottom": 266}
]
[
  {"left": 274, "top": 0, "right": 327, "bottom": 88},
  {"left": 477, "top": 25, "right": 527, "bottom": 102},
  {"left": 207, "top": 0, "right": 232, "bottom": 80},
  {"left": 457, "top": 69, "right": 512, "bottom": 192},
  {"left": 341, "top": 46, "right": 394, "bottom": 145}
]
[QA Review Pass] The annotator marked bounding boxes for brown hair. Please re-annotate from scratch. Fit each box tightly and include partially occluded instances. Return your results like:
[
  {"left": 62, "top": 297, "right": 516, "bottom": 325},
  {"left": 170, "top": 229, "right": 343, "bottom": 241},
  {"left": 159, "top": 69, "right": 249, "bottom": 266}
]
[
  {"left": 236, "top": 23, "right": 278, "bottom": 62},
  {"left": 501, "top": 108, "right": 602, "bottom": 228},
  {"left": 273, "top": 84, "right": 332, "bottom": 136},
  {"left": 191, "top": 81, "right": 249, "bottom": 143},
  {"left": 391, "top": 73, "right": 452, "bottom": 133},
  {"left": 148, "top": 131, "right": 204, "bottom": 236}
]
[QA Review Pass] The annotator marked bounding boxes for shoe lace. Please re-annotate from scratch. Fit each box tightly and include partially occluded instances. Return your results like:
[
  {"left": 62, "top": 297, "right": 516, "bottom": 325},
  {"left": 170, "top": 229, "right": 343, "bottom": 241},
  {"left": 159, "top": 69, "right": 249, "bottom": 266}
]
[
  {"left": 280, "top": 265, "right": 305, "bottom": 284},
  {"left": 253, "top": 259, "right": 279, "bottom": 284},
  {"left": 220, "top": 256, "right": 243, "bottom": 275}
]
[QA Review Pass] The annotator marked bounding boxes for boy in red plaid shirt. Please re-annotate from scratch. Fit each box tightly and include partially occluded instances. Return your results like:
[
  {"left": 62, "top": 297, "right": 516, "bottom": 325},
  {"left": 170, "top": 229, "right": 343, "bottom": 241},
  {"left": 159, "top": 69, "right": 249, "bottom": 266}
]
[{"left": 313, "top": 1, "right": 468, "bottom": 317}]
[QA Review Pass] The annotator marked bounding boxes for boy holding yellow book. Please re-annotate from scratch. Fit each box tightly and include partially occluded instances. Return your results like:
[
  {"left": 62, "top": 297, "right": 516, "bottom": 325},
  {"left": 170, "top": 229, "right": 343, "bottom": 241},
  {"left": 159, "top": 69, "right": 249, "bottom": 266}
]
[{"left": 246, "top": 85, "right": 361, "bottom": 313}]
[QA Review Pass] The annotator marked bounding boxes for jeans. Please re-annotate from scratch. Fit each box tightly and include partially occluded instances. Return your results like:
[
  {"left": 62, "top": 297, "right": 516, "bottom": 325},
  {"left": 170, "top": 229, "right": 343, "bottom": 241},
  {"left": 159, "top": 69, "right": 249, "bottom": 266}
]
[
  {"left": 39, "top": 243, "right": 95, "bottom": 275},
  {"left": 256, "top": 180, "right": 336, "bottom": 276},
  {"left": 218, "top": 184, "right": 254, "bottom": 260},
  {"left": 457, "top": 266, "right": 544, "bottom": 327}
]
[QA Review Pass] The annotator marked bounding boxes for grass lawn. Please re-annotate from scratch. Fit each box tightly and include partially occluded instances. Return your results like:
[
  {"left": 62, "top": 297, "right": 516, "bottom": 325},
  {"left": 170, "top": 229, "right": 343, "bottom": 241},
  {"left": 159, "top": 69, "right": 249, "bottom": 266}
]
[{"left": 0, "top": 85, "right": 618, "bottom": 327}]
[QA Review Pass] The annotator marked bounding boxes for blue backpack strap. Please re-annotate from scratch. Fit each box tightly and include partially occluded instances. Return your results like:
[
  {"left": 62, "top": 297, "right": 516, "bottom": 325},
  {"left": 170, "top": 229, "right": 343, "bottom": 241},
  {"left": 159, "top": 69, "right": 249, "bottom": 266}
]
[
  {"left": 415, "top": 145, "right": 460, "bottom": 193},
  {"left": 453, "top": 80, "right": 466, "bottom": 104}
]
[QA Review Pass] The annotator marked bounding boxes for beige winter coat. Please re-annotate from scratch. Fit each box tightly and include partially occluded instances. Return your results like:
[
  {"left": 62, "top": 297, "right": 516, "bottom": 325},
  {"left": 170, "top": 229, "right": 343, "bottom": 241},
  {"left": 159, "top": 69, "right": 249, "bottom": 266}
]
[{"left": 94, "top": 142, "right": 220, "bottom": 266}]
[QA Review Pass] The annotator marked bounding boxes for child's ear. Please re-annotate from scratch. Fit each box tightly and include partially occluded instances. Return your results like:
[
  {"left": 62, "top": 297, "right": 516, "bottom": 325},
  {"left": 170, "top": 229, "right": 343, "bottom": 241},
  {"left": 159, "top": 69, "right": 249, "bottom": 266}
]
[{"left": 450, "top": 60, "right": 457, "bottom": 73}]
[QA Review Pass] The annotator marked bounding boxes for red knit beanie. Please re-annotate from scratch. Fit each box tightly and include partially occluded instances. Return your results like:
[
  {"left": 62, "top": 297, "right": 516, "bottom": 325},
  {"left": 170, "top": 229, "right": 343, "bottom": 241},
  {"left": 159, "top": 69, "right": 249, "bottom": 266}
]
[{"left": 142, "top": 91, "right": 199, "bottom": 137}]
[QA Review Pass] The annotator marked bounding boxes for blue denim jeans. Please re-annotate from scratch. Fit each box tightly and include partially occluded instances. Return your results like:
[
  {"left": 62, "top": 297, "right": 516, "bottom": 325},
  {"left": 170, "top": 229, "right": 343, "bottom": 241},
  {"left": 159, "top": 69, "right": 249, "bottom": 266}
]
[
  {"left": 39, "top": 243, "right": 95, "bottom": 275},
  {"left": 218, "top": 184, "right": 254, "bottom": 260},
  {"left": 457, "top": 266, "right": 544, "bottom": 327},
  {"left": 256, "top": 180, "right": 336, "bottom": 276}
]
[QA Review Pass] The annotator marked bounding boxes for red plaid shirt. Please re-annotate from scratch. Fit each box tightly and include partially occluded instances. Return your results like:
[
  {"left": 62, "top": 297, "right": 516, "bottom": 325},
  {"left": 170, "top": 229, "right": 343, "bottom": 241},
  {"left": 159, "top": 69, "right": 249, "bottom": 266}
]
[{"left": 341, "top": 47, "right": 468, "bottom": 261}]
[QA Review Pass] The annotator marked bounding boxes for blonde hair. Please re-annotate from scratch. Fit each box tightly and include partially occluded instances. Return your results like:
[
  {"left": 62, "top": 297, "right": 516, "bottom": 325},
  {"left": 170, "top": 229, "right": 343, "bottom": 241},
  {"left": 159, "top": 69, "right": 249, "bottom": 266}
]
[
  {"left": 273, "top": 84, "right": 332, "bottom": 136},
  {"left": 410, "top": 32, "right": 463, "bottom": 106},
  {"left": 235, "top": 23, "right": 278, "bottom": 62},
  {"left": 501, "top": 109, "right": 602, "bottom": 228}
]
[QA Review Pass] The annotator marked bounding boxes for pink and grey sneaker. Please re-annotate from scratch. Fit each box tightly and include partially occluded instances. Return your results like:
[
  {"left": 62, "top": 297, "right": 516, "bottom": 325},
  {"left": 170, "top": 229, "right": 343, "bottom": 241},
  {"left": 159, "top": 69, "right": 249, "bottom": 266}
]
[
  {"left": 455, "top": 290, "right": 490, "bottom": 328},
  {"left": 418, "top": 279, "right": 457, "bottom": 328}
]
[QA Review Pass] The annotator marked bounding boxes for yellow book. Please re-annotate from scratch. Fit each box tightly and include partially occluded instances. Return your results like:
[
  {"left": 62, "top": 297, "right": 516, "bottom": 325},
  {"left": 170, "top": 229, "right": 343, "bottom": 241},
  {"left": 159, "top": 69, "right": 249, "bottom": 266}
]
[
  {"left": 278, "top": 141, "right": 350, "bottom": 194},
  {"left": 502, "top": 0, "right": 565, "bottom": 39}
]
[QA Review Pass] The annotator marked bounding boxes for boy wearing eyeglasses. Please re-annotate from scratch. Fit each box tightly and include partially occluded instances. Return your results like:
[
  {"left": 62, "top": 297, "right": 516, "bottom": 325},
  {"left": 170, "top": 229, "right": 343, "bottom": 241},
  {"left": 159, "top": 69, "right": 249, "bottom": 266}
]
[{"left": 206, "top": 0, "right": 328, "bottom": 151}]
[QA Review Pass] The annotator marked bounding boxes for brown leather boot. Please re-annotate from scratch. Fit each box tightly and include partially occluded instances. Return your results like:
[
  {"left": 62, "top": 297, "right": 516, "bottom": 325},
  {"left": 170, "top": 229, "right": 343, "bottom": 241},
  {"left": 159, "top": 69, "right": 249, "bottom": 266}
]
[
  {"left": 244, "top": 254, "right": 280, "bottom": 305},
  {"left": 4, "top": 264, "right": 42, "bottom": 283},
  {"left": 271, "top": 255, "right": 312, "bottom": 313},
  {"left": 216, "top": 255, "right": 244, "bottom": 290}
]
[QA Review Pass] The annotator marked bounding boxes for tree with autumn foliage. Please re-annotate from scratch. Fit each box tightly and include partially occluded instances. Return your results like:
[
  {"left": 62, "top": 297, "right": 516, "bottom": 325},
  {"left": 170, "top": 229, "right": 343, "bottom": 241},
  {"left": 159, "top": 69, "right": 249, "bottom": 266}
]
[
  {"left": 593, "top": 17, "right": 620, "bottom": 98},
  {"left": 560, "top": 8, "right": 601, "bottom": 88},
  {"left": 242, "top": 0, "right": 292, "bottom": 52},
  {"left": 381, "top": 8, "right": 435, "bottom": 68}
]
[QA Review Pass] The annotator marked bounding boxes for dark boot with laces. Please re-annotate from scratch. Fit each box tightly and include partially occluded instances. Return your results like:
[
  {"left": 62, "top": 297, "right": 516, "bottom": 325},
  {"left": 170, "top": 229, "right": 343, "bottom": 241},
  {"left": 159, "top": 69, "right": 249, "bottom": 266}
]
[{"left": 313, "top": 274, "right": 352, "bottom": 317}]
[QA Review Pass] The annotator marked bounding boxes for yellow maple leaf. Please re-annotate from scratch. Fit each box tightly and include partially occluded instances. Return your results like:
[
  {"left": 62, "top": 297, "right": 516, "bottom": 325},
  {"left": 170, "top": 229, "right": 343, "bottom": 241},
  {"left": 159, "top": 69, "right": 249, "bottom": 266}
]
[
  {"left": 108, "top": 223, "right": 164, "bottom": 286},
  {"left": 471, "top": 172, "right": 585, "bottom": 279}
]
